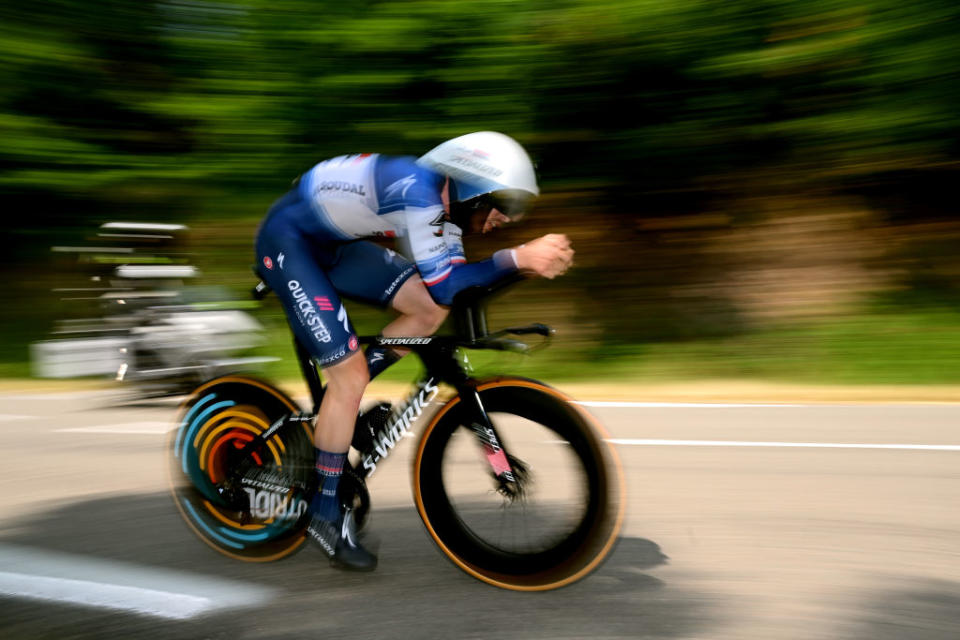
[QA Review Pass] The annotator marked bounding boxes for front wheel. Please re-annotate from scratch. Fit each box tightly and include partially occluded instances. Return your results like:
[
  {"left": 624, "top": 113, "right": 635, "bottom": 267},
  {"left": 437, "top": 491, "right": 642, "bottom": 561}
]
[{"left": 413, "top": 378, "right": 625, "bottom": 591}]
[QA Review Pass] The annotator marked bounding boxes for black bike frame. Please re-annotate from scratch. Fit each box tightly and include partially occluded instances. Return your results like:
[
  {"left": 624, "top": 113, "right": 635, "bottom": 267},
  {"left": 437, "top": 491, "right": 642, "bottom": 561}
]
[
  {"left": 255, "top": 270, "right": 544, "bottom": 485},
  {"left": 295, "top": 332, "right": 506, "bottom": 482}
]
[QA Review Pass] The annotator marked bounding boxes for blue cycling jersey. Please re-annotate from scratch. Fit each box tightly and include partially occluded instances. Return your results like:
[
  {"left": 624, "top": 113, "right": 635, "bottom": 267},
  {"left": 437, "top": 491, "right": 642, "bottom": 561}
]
[
  {"left": 255, "top": 154, "right": 520, "bottom": 368},
  {"left": 275, "top": 154, "right": 517, "bottom": 305}
]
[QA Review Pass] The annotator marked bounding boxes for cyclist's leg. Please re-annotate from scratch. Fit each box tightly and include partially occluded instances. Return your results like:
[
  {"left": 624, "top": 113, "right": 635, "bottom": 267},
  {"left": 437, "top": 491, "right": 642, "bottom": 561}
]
[
  {"left": 256, "top": 232, "right": 376, "bottom": 569},
  {"left": 313, "top": 350, "right": 367, "bottom": 452},
  {"left": 385, "top": 273, "right": 449, "bottom": 336},
  {"left": 257, "top": 235, "right": 368, "bottom": 500},
  {"left": 362, "top": 275, "right": 449, "bottom": 373},
  {"left": 325, "top": 241, "right": 448, "bottom": 379},
  {"left": 255, "top": 233, "right": 365, "bottom": 450}
]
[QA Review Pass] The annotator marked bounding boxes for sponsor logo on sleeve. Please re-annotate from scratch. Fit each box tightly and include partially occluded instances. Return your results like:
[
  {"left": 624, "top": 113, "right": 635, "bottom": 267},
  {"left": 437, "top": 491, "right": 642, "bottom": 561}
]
[
  {"left": 429, "top": 212, "right": 446, "bottom": 237},
  {"left": 263, "top": 256, "right": 273, "bottom": 270},
  {"left": 384, "top": 174, "right": 417, "bottom": 200}
]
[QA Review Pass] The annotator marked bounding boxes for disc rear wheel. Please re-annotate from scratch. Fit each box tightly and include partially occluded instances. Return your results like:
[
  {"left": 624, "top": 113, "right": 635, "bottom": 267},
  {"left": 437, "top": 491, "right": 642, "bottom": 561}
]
[{"left": 167, "top": 376, "right": 314, "bottom": 562}]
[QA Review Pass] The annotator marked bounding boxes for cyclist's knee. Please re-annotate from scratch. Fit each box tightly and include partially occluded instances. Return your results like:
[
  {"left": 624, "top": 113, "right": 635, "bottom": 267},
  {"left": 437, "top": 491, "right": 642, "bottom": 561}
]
[
  {"left": 392, "top": 277, "right": 448, "bottom": 333},
  {"left": 417, "top": 302, "right": 448, "bottom": 334},
  {"left": 323, "top": 351, "right": 369, "bottom": 400}
]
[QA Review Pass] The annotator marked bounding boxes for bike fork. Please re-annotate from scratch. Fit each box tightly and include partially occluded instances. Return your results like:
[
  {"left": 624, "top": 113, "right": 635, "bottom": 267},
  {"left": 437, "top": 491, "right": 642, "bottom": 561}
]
[{"left": 461, "top": 388, "right": 524, "bottom": 496}]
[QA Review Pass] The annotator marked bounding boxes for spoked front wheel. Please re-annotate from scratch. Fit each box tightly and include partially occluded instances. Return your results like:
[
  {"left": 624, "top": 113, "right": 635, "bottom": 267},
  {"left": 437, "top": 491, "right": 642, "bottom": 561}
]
[{"left": 413, "top": 378, "right": 625, "bottom": 591}]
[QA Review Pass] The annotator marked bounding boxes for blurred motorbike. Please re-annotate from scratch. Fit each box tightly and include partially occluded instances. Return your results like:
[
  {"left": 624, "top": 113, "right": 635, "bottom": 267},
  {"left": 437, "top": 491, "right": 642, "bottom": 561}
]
[{"left": 31, "top": 221, "right": 274, "bottom": 397}]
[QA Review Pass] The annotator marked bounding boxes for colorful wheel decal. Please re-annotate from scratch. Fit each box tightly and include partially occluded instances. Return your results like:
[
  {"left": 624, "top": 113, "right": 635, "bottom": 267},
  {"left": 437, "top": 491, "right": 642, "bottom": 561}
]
[
  {"left": 169, "top": 377, "right": 313, "bottom": 562},
  {"left": 194, "top": 407, "right": 286, "bottom": 456},
  {"left": 179, "top": 396, "right": 236, "bottom": 474}
]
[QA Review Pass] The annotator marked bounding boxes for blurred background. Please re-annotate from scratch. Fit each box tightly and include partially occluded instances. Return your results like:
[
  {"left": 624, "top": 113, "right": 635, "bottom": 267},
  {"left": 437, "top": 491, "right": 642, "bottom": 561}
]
[{"left": 4, "top": 0, "right": 960, "bottom": 387}]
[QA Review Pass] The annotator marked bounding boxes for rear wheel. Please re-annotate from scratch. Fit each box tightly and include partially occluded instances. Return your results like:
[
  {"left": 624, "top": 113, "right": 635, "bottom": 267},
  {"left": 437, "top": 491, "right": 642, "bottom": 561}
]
[
  {"left": 413, "top": 378, "right": 624, "bottom": 590},
  {"left": 167, "top": 376, "right": 314, "bottom": 562}
]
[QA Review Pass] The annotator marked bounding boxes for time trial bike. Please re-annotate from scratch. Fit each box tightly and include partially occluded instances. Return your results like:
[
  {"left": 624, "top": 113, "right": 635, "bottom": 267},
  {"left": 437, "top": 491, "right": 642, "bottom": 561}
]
[{"left": 168, "top": 273, "right": 624, "bottom": 591}]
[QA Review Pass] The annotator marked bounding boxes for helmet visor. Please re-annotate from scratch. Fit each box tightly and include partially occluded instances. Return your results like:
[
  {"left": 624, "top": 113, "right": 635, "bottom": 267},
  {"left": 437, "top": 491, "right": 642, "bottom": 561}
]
[{"left": 488, "top": 189, "right": 534, "bottom": 222}]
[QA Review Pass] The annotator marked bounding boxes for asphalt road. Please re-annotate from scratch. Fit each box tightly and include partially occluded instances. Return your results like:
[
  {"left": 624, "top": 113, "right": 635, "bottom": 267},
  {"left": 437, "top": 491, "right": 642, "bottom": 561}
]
[{"left": 1, "top": 389, "right": 958, "bottom": 639}]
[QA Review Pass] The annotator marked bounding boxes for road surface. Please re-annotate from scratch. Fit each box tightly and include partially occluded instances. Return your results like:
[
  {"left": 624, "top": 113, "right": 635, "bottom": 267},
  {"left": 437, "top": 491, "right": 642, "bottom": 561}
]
[{"left": 0, "top": 389, "right": 958, "bottom": 639}]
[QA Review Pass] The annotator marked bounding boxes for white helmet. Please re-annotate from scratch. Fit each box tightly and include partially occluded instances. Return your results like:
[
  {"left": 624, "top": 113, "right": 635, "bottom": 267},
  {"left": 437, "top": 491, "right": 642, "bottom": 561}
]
[{"left": 417, "top": 131, "right": 539, "bottom": 222}]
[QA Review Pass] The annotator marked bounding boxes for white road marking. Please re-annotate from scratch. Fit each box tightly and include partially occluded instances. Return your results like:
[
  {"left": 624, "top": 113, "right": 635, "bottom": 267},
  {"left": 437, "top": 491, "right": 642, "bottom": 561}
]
[
  {"left": 0, "top": 544, "right": 273, "bottom": 620},
  {"left": 606, "top": 439, "right": 960, "bottom": 451},
  {"left": 57, "top": 422, "right": 174, "bottom": 434},
  {"left": 577, "top": 401, "right": 804, "bottom": 408},
  {"left": 0, "top": 572, "right": 214, "bottom": 620}
]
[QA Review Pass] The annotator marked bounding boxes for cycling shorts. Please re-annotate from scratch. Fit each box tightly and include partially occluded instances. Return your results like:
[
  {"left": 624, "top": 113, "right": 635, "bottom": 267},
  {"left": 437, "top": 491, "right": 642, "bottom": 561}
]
[{"left": 255, "top": 193, "right": 417, "bottom": 367}]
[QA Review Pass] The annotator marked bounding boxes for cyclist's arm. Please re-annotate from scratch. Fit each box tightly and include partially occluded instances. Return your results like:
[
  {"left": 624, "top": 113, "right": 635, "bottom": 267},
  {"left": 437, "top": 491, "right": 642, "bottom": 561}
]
[
  {"left": 442, "top": 221, "right": 466, "bottom": 265},
  {"left": 404, "top": 206, "right": 517, "bottom": 306}
]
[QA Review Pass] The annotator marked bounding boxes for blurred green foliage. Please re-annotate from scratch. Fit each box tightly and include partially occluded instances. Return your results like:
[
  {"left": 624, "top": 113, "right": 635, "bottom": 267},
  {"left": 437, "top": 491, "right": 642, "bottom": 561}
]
[
  {"left": 5, "top": 0, "right": 958, "bottom": 207},
  {"left": 4, "top": 0, "right": 960, "bottom": 382}
]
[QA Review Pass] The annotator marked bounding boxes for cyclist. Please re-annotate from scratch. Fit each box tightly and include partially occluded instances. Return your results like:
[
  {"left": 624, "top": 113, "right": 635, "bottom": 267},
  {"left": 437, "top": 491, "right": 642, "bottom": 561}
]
[{"left": 255, "top": 131, "right": 574, "bottom": 571}]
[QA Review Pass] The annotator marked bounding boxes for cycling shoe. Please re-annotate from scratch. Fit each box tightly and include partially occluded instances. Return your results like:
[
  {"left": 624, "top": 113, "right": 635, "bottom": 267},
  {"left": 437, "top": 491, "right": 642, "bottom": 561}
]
[{"left": 307, "top": 507, "right": 378, "bottom": 572}]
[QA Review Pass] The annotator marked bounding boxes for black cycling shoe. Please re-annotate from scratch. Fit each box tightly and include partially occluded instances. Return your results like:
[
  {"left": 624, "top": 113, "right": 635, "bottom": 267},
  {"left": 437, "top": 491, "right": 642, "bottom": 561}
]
[{"left": 307, "top": 508, "right": 378, "bottom": 572}]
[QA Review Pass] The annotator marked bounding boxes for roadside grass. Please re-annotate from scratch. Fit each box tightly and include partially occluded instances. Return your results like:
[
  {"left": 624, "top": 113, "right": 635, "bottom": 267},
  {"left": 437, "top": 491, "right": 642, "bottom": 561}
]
[
  {"left": 8, "top": 308, "right": 960, "bottom": 388},
  {"left": 247, "top": 307, "right": 960, "bottom": 386}
]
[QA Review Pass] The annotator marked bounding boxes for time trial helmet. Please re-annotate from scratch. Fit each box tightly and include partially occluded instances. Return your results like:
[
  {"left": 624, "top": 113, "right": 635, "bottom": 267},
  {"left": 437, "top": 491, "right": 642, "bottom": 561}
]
[{"left": 417, "top": 131, "right": 539, "bottom": 226}]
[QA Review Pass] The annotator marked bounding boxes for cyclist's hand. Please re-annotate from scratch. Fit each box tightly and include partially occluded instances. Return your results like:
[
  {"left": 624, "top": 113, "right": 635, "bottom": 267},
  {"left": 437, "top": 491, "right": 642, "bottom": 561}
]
[{"left": 515, "top": 234, "right": 574, "bottom": 279}]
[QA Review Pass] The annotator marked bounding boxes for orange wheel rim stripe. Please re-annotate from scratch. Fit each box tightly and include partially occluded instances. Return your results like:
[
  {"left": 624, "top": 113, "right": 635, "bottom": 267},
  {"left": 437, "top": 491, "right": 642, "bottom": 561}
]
[
  {"left": 202, "top": 499, "right": 269, "bottom": 530},
  {"left": 412, "top": 377, "right": 626, "bottom": 591},
  {"left": 193, "top": 409, "right": 285, "bottom": 453},
  {"left": 198, "top": 421, "right": 282, "bottom": 473},
  {"left": 184, "top": 377, "right": 311, "bottom": 443}
]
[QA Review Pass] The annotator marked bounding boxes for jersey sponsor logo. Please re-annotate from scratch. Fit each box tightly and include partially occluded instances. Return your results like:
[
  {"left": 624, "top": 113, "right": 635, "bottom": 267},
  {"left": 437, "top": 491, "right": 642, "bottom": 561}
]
[
  {"left": 384, "top": 173, "right": 417, "bottom": 200},
  {"left": 313, "top": 296, "right": 334, "bottom": 311},
  {"left": 348, "top": 335, "right": 359, "bottom": 352},
  {"left": 429, "top": 212, "right": 446, "bottom": 237},
  {"left": 277, "top": 252, "right": 285, "bottom": 269},
  {"left": 383, "top": 265, "right": 415, "bottom": 298},
  {"left": 287, "top": 280, "right": 332, "bottom": 343},
  {"left": 337, "top": 304, "right": 349, "bottom": 332},
  {"left": 313, "top": 181, "right": 367, "bottom": 196},
  {"left": 319, "top": 346, "right": 347, "bottom": 365},
  {"left": 371, "top": 230, "right": 397, "bottom": 238},
  {"left": 263, "top": 256, "right": 273, "bottom": 270}
]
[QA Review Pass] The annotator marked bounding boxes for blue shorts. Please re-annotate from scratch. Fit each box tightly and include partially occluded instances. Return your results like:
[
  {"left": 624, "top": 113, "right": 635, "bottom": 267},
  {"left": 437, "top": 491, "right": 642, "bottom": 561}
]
[{"left": 255, "top": 194, "right": 417, "bottom": 367}]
